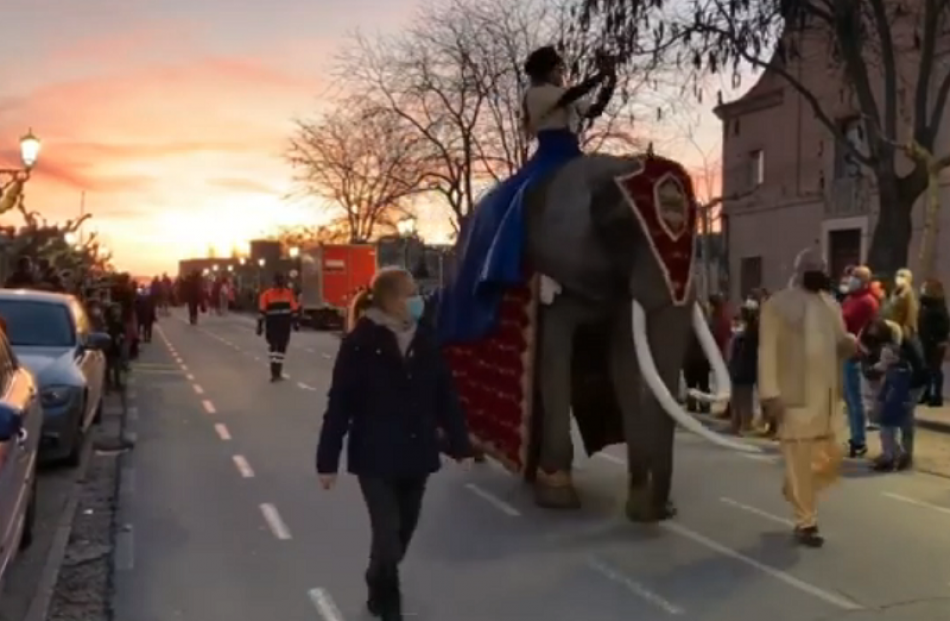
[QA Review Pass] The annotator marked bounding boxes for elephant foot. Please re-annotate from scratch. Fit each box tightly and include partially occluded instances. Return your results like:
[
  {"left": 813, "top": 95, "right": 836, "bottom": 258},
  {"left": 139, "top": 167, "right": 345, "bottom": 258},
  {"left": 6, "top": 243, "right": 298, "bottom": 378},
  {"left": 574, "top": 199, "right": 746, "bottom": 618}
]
[
  {"left": 534, "top": 470, "right": 581, "bottom": 509},
  {"left": 625, "top": 486, "right": 677, "bottom": 523}
]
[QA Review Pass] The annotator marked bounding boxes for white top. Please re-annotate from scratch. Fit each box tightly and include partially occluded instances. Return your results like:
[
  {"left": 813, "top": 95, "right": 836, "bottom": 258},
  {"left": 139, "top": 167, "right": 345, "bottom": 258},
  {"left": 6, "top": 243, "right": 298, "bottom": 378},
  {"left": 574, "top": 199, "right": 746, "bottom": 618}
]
[{"left": 523, "top": 84, "right": 590, "bottom": 136}]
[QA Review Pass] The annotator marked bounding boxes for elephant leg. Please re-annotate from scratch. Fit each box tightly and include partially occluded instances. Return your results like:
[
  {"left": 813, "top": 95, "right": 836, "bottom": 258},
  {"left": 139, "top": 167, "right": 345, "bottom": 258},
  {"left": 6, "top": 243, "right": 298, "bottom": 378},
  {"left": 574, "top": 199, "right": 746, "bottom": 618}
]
[
  {"left": 608, "top": 307, "right": 653, "bottom": 522},
  {"left": 534, "top": 296, "right": 580, "bottom": 509},
  {"left": 641, "top": 304, "right": 693, "bottom": 520}
]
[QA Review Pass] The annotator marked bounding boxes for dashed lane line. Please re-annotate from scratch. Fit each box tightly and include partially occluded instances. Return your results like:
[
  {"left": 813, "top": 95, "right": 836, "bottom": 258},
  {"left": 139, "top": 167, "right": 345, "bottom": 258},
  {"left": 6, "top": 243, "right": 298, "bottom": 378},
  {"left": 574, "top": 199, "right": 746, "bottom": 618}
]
[
  {"left": 719, "top": 497, "right": 794, "bottom": 527},
  {"left": 232, "top": 455, "right": 255, "bottom": 478},
  {"left": 193, "top": 384, "right": 205, "bottom": 395},
  {"left": 214, "top": 424, "right": 231, "bottom": 440},
  {"left": 308, "top": 588, "right": 345, "bottom": 621},
  {"left": 297, "top": 381, "right": 317, "bottom": 391},
  {"left": 260, "top": 503, "right": 292, "bottom": 540},
  {"left": 661, "top": 522, "right": 862, "bottom": 610},
  {"left": 882, "top": 492, "right": 950, "bottom": 516},
  {"left": 586, "top": 556, "right": 684, "bottom": 615},
  {"left": 202, "top": 400, "right": 217, "bottom": 414},
  {"left": 463, "top": 483, "right": 521, "bottom": 517},
  {"left": 186, "top": 373, "right": 195, "bottom": 381}
]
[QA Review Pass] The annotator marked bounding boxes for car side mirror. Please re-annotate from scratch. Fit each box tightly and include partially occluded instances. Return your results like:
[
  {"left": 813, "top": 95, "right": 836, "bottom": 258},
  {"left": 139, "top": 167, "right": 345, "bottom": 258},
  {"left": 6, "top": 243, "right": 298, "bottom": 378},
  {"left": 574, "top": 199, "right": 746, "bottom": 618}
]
[
  {"left": 86, "top": 332, "right": 112, "bottom": 351},
  {"left": 0, "top": 404, "right": 22, "bottom": 442}
]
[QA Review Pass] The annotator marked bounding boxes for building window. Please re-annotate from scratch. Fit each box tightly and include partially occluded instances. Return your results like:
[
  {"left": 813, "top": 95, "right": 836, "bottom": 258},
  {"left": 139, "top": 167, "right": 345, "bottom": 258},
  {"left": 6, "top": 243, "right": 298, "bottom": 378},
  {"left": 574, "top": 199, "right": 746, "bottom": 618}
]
[
  {"left": 739, "top": 256, "right": 762, "bottom": 299},
  {"left": 834, "top": 117, "right": 864, "bottom": 179},
  {"left": 748, "top": 149, "right": 765, "bottom": 188}
]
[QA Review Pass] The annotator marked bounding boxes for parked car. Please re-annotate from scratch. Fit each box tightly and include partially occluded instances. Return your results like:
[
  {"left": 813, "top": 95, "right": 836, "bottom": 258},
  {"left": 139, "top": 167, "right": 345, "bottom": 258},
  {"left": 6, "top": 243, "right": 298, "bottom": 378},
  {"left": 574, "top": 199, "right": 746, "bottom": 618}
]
[
  {"left": 0, "top": 291, "right": 109, "bottom": 465},
  {"left": 0, "top": 328, "right": 43, "bottom": 581}
]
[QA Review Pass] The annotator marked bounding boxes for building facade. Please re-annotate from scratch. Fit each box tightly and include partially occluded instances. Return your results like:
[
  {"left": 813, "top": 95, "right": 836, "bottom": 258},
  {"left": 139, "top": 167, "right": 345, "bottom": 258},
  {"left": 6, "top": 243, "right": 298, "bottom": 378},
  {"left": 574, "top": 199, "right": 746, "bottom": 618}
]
[{"left": 715, "top": 20, "right": 950, "bottom": 299}]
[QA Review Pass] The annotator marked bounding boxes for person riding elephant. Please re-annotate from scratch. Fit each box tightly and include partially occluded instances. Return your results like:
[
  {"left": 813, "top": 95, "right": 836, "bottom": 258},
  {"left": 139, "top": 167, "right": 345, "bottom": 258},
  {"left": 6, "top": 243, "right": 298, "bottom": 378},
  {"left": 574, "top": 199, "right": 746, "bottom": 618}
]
[
  {"left": 437, "top": 46, "right": 756, "bottom": 524},
  {"left": 438, "top": 45, "right": 617, "bottom": 342}
]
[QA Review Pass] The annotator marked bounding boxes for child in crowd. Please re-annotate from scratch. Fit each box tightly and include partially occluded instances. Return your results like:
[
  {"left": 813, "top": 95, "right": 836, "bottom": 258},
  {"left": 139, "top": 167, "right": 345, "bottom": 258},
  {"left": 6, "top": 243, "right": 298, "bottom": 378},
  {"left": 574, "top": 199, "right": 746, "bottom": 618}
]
[
  {"left": 859, "top": 319, "right": 926, "bottom": 471},
  {"left": 728, "top": 298, "right": 759, "bottom": 435}
]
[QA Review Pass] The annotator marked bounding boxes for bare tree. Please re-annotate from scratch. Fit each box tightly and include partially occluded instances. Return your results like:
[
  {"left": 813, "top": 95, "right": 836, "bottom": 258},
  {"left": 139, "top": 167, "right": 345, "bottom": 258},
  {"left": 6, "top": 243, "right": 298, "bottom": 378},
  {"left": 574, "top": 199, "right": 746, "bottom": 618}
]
[
  {"left": 268, "top": 223, "right": 351, "bottom": 249},
  {"left": 338, "top": 0, "right": 682, "bottom": 234},
  {"left": 288, "top": 103, "right": 428, "bottom": 243},
  {"left": 579, "top": 0, "right": 950, "bottom": 276}
]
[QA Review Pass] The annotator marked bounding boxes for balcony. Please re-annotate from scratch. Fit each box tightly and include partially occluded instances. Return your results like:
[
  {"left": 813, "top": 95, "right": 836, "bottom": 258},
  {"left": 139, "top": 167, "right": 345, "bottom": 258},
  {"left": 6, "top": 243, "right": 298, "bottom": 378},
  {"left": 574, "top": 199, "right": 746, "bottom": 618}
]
[{"left": 824, "top": 176, "right": 872, "bottom": 219}]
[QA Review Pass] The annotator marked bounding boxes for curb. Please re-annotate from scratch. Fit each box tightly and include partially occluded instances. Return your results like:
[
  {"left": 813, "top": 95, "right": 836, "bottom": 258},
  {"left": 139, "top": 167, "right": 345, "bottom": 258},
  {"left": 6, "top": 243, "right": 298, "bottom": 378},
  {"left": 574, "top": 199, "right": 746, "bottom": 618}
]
[
  {"left": 915, "top": 417, "right": 950, "bottom": 435},
  {"left": 23, "top": 439, "right": 94, "bottom": 621}
]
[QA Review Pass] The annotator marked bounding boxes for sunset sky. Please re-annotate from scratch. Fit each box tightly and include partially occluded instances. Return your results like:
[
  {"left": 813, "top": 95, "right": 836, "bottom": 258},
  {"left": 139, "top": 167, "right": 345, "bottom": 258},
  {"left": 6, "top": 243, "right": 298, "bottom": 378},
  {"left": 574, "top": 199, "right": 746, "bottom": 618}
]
[{"left": 0, "top": 0, "right": 727, "bottom": 275}]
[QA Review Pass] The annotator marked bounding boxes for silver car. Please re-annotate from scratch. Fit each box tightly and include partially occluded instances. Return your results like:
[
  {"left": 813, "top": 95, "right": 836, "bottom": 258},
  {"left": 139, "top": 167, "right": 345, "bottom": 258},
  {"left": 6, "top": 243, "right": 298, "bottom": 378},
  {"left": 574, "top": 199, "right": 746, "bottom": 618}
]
[
  {"left": 0, "top": 291, "right": 109, "bottom": 465},
  {"left": 0, "top": 329, "right": 42, "bottom": 581}
]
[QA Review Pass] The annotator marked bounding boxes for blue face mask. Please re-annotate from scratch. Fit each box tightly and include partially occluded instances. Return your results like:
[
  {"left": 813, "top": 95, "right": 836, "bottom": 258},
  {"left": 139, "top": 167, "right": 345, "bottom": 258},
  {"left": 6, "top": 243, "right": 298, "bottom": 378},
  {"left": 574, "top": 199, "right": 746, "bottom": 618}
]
[{"left": 406, "top": 295, "right": 425, "bottom": 321}]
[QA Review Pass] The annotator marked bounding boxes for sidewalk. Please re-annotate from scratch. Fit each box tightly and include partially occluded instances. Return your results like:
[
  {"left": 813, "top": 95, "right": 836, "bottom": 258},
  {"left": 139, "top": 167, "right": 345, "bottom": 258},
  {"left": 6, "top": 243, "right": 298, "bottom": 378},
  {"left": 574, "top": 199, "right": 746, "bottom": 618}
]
[{"left": 915, "top": 404, "right": 950, "bottom": 433}]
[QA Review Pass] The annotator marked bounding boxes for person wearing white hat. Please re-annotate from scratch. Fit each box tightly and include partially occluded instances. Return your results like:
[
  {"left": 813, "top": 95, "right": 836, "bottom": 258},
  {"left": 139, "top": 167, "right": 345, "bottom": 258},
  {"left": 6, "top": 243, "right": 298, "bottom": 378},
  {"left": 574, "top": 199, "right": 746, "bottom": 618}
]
[{"left": 758, "top": 248, "right": 857, "bottom": 547}]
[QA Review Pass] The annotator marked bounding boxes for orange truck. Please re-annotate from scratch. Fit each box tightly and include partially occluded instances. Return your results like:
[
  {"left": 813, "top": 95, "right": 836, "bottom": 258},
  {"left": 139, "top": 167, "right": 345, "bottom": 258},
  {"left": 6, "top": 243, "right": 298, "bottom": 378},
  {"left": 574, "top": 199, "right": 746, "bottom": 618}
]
[{"left": 299, "top": 244, "right": 377, "bottom": 329}]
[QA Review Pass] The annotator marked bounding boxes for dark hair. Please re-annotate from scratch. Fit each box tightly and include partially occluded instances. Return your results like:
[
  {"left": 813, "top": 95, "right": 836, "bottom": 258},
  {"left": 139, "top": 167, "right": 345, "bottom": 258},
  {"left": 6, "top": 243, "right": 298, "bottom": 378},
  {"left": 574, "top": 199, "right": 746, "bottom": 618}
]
[
  {"left": 273, "top": 272, "right": 286, "bottom": 287},
  {"left": 801, "top": 270, "right": 830, "bottom": 292},
  {"left": 524, "top": 46, "right": 563, "bottom": 83}
]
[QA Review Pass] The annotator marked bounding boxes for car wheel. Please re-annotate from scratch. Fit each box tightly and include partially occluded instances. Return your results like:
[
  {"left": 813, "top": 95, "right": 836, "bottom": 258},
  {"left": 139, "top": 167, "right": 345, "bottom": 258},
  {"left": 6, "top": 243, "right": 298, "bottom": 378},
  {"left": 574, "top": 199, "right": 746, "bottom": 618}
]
[
  {"left": 19, "top": 473, "right": 37, "bottom": 550},
  {"left": 63, "top": 404, "right": 86, "bottom": 468}
]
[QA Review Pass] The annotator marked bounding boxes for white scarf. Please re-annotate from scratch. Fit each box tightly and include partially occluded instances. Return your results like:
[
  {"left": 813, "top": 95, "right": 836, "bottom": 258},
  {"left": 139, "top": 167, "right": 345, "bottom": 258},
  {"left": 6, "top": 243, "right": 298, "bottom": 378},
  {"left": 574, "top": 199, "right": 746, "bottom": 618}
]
[{"left": 364, "top": 307, "right": 417, "bottom": 356}]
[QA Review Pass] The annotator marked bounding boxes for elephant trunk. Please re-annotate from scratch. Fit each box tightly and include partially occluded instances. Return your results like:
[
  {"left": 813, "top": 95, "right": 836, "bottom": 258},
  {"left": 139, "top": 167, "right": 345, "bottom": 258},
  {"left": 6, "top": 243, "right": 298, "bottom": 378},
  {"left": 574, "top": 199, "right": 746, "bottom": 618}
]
[
  {"left": 630, "top": 300, "right": 760, "bottom": 454},
  {"left": 686, "top": 303, "right": 733, "bottom": 404}
]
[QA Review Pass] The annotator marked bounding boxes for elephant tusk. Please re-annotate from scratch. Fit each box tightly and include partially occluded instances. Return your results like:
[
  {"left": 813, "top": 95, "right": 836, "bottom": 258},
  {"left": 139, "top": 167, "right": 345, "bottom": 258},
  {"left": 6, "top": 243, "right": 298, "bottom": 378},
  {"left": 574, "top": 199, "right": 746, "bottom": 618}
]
[
  {"left": 631, "top": 300, "right": 761, "bottom": 454},
  {"left": 687, "top": 302, "right": 733, "bottom": 404}
]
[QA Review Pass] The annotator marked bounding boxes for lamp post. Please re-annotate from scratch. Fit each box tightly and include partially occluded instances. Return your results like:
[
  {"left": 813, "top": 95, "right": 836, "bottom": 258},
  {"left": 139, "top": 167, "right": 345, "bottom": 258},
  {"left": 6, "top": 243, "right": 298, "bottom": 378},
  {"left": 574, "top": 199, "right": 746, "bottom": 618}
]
[
  {"left": 257, "top": 258, "right": 266, "bottom": 292},
  {"left": 1, "top": 130, "right": 41, "bottom": 210}
]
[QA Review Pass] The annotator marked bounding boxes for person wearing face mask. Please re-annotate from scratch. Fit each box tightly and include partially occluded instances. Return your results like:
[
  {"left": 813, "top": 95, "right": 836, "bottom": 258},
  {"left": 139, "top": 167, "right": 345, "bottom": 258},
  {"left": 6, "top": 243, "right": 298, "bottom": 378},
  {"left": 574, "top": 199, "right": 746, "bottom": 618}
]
[
  {"left": 883, "top": 268, "right": 919, "bottom": 336},
  {"left": 758, "top": 249, "right": 857, "bottom": 547},
  {"left": 840, "top": 265, "right": 880, "bottom": 457},
  {"left": 316, "top": 267, "right": 473, "bottom": 621}
]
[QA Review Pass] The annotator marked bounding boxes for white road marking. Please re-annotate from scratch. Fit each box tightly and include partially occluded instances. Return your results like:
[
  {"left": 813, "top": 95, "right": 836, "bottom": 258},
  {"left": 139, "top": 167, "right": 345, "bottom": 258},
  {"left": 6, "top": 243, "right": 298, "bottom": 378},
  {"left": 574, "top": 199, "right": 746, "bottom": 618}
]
[
  {"left": 214, "top": 424, "right": 231, "bottom": 440},
  {"left": 193, "top": 384, "right": 205, "bottom": 395},
  {"left": 463, "top": 483, "right": 521, "bottom": 516},
  {"left": 661, "top": 522, "right": 862, "bottom": 610},
  {"left": 186, "top": 373, "right": 195, "bottom": 381},
  {"left": 283, "top": 373, "right": 292, "bottom": 379},
  {"left": 321, "top": 353, "right": 332, "bottom": 359},
  {"left": 720, "top": 497, "right": 794, "bottom": 527},
  {"left": 297, "top": 381, "right": 317, "bottom": 391},
  {"left": 260, "top": 503, "right": 292, "bottom": 540},
  {"left": 305, "top": 348, "right": 315, "bottom": 353},
  {"left": 882, "top": 492, "right": 950, "bottom": 516},
  {"left": 202, "top": 400, "right": 217, "bottom": 414},
  {"left": 232, "top": 455, "right": 255, "bottom": 478},
  {"left": 308, "top": 588, "right": 344, "bottom": 621},
  {"left": 596, "top": 452, "right": 626, "bottom": 466},
  {"left": 587, "top": 556, "right": 684, "bottom": 615},
  {"left": 180, "top": 364, "right": 189, "bottom": 371}
]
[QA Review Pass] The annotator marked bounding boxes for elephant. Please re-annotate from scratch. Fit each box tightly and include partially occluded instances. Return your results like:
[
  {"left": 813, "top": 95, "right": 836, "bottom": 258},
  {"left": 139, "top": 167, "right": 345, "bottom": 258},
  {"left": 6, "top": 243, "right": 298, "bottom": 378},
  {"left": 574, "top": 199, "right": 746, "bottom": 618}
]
[{"left": 513, "top": 152, "right": 758, "bottom": 522}]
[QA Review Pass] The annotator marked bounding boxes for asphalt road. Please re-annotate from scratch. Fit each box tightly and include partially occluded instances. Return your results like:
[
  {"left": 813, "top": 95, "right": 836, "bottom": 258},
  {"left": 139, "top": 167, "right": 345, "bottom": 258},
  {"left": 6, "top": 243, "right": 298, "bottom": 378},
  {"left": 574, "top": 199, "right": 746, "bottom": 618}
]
[{"left": 112, "top": 309, "right": 950, "bottom": 621}]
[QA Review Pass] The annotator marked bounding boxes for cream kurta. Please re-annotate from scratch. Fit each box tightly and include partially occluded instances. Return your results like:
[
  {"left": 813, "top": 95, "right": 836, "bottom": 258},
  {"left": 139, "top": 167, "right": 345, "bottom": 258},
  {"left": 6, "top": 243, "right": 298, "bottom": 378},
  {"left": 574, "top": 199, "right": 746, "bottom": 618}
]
[
  {"left": 758, "top": 288, "right": 854, "bottom": 440},
  {"left": 758, "top": 288, "right": 856, "bottom": 529}
]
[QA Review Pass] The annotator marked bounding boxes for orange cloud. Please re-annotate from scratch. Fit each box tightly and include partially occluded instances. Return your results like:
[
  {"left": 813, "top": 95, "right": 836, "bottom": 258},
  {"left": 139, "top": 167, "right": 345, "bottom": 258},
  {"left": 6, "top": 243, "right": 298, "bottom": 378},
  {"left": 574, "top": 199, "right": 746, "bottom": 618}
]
[{"left": 0, "top": 53, "right": 327, "bottom": 273}]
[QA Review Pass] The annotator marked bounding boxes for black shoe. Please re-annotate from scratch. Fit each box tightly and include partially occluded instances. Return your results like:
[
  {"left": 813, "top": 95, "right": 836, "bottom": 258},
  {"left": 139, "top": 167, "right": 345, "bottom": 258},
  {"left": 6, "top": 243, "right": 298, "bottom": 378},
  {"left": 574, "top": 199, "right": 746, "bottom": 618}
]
[
  {"left": 871, "top": 456, "right": 896, "bottom": 472},
  {"left": 794, "top": 526, "right": 824, "bottom": 548},
  {"left": 367, "top": 594, "right": 382, "bottom": 617},
  {"left": 848, "top": 443, "right": 868, "bottom": 458},
  {"left": 896, "top": 454, "right": 913, "bottom": 471}
]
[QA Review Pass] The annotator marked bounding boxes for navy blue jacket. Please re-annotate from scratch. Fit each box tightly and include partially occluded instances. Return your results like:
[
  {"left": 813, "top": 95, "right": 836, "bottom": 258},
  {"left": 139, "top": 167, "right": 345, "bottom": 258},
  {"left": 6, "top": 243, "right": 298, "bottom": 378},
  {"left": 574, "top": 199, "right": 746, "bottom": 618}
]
[
  {"left": 315, "top": 317, "right": 473, "bottom": 478},
  {"left": 728, "top": 327, "right": 758, "bottom": 386}
]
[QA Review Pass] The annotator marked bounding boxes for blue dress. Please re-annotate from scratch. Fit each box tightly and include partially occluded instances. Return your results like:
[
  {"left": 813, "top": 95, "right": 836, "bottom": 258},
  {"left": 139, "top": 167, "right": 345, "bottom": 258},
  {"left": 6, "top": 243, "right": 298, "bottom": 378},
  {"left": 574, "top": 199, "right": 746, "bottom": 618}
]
[{"left": 438, "top": 129, "right": 581, "bottom": 343}]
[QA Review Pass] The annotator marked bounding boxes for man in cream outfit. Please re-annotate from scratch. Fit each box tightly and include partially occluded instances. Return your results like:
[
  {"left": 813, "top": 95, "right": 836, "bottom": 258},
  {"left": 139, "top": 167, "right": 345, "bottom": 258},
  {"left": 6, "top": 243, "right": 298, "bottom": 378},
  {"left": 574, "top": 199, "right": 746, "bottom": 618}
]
[{"left": 758, "top": 249, "right": 857, "bottom": 547}]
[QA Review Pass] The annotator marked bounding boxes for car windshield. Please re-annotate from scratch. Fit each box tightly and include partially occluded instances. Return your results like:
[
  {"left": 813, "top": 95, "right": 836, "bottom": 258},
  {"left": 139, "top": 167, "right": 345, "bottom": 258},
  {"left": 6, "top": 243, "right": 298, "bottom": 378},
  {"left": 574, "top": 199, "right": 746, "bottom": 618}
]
[{"left": 0, "top": 300, "right": 75, "bottom": 348}]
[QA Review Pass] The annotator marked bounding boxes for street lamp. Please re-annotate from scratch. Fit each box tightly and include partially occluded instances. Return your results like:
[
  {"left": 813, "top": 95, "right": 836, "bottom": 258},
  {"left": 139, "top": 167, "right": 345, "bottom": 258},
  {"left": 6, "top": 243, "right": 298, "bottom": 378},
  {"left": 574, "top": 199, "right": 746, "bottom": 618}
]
[
  {"left": 212, "top": 264, "right": 219, "bottom": 272},
  {"left": 1, "top": 129, "right": 41, "bottom": 182},
  {"left": 257, "top": 258, "right": 265, "bottom": 267},
  {"left": 239, "top": 257, "right": 246, "bottom": 266},
  {"left": 288, "top": 246, "right": 300, "bottom": 259},
  {"left": 64, "top": 232, "right": 78, "bottom": 246},
  {"left": 227, "top": 265, "right": 233, "bottom": 272},
  {"left": 19, "top": 130, "right": 40, "bottom": 170}
]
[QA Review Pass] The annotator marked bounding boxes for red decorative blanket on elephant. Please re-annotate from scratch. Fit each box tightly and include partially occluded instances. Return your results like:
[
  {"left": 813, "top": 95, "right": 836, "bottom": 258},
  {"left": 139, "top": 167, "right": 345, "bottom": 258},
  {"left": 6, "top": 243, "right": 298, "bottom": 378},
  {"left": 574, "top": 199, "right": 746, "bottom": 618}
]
[{"left": 443, "top": 282, "right": 538, "bottom": 472}]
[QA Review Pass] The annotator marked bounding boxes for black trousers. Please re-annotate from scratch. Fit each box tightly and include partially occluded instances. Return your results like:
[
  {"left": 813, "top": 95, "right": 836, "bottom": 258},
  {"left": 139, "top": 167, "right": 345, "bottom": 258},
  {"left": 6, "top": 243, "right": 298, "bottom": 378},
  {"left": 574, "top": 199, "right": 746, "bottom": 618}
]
[
  {"left": 266, "top": 329, "right": 291, "bottom": 378},
  {"left": 140, "top": 321, "right": 153, "bottom": 342},
  {"left": 188, "top": 302, "right": 198, "bottom": 324},
  {"left": 358, "top": 476, "right": 427, "bottom": 611}
]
